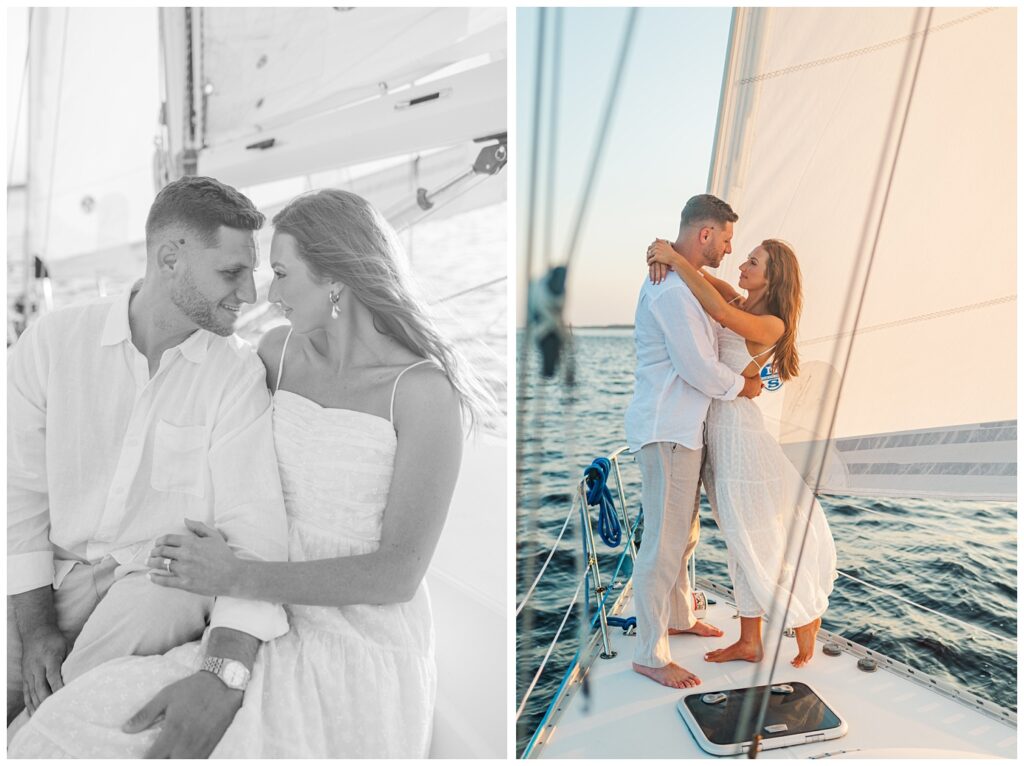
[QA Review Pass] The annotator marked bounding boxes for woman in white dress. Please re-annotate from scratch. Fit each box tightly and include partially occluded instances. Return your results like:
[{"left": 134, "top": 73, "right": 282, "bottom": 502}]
[
  {"left": 9, "top": 189, "right": 492, "bottom": 757},
  {"left": 647, "top": 238, "right": 836, "bottom": 668}
]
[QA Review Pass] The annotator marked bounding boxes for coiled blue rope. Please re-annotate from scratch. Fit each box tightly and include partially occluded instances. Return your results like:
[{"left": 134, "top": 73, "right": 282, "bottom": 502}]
[{"left": 583, "top": 457, "right": 621, "bottom": 547}]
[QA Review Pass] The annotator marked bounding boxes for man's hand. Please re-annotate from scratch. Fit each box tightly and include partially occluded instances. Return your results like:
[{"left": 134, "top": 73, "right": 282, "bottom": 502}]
[
  {"left": 20, "top": 624, "right": 68, "bottom": 715},
  {"left": 12, "top": 587, "right": 69, "bottom": 716},
  {"left": 122, "top": 670, "right": 242, "bottom": 758},
  {"left": 740, "top": 375, "right": 764, "bottom": 399}
]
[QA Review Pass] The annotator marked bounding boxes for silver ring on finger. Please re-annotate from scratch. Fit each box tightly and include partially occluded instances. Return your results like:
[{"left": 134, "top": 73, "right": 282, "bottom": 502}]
[{"left": 164, "top": 557, "right": 173, "bottom": 574}]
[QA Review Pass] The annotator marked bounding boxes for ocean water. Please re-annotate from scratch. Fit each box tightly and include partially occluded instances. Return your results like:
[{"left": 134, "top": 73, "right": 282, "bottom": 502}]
[{"left": 516, "top": 330, "right": 1017, "bottom": 755}]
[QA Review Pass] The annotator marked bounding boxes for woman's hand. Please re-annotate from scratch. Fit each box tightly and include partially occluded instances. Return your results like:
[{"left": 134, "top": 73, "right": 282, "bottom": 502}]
[
  {"left": 646, "top": 239, "right": 685, "bottom": 284},
  {"left": 147, "top": 519, "right": 244, "bottom": 598},
  {"left": 646, "top": 238, "right": 684, "bottom": 268}
]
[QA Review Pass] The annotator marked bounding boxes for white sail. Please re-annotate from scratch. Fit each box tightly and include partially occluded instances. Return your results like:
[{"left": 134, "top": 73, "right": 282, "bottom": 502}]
[
  {"left": 708, "top": 7, "right": 1015, "bottom": 500},
  {"left": 157, "top": 7, "right": 506, "bottom": 190},
  {"left": 24, "top": 8, "right": 159, "bottom": 264}
]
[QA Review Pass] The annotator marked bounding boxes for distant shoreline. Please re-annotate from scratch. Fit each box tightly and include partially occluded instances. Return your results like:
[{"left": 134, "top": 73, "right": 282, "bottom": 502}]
[{"left": 515, "top": 324, "right": 635, "bottom": 331}]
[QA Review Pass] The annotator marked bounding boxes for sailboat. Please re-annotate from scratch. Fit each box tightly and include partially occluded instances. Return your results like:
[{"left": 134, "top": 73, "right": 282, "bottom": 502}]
[
  {"left": 9, "top": 7, "right": 507, "bottom": 758},
  {"left": 518, "top": 6, "right": 1015, "bottom": 758}
]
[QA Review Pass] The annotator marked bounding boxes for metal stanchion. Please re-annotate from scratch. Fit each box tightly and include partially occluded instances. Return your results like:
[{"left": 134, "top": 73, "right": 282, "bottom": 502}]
[
  {"left": 577, "top": 482, "right": 616, "bottom": 659},
  {"left": 608, "top": 448, "right": 637, "bottom": 563}
]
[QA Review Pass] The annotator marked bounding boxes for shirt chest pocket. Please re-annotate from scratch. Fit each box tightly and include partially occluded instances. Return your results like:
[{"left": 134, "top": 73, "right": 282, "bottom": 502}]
[{"left": 151, "top": 420, "right": 208, "bottom": 498}]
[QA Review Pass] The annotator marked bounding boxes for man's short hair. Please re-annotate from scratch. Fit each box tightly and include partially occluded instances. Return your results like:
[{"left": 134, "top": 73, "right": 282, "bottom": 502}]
[
  {"left": 145, "top": 176, "right": 265, "bottom": 248},
  {"left": 680, "top": 194, "right": 738, "bottom": 228}
]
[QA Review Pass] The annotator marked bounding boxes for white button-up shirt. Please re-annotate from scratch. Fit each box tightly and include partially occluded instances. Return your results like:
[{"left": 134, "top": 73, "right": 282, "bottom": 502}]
[
  {"left": 625, "top": 272, "right": 745, "bottom": 452},
  {"left": 8, "top": 290, "right": 289, "bottom": 642}
]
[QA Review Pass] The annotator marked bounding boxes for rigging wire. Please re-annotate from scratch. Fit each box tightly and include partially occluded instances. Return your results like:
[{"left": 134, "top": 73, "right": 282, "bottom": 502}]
[
  {"left": 436, "top": 276, "right": 506, "bottom": 304},
  {"left": 835, "top": 570, "right": 1014, "bottom": 646},
  {"left": 738, "top": 6, "right": 993, "bottom": 86},
  {"left": 515, "top": 570, "right": 588, "bottom": 721},
  {"left": 745, "top": 8, "right": 937, "bottom": 756},
  {"left": 516, "top": 495, "right": 576, "bottom": 618},
  {"left": 562, "top": 8, "right": 639, "bottom": 272}
]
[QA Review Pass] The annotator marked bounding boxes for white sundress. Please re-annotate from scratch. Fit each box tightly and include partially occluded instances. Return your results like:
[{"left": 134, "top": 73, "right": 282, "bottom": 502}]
[{"left": 702, "top": 324, "right": 837, "bottom": 628}]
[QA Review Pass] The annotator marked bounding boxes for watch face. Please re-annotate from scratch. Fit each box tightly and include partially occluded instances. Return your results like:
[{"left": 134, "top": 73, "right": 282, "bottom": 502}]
[{"left": 221, "top": 661, "right": 250, "bottom": 689}]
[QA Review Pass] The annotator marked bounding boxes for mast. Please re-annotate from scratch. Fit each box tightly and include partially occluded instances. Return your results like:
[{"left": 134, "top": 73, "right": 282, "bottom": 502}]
[{"left": 22, "top": 9, "right": 33, "bottom": 305}]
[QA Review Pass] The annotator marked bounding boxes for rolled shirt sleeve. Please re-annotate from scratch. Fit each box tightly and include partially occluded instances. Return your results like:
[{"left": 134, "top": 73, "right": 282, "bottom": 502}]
[
  {"left": 650, "top": 289, "right": 745, "bottom": 400},
  {"left": 7, "top": 319, "right": 56, "bottom": 595},
  {"left": 206, "top": 362, "right": 290, "bottom": 641}
]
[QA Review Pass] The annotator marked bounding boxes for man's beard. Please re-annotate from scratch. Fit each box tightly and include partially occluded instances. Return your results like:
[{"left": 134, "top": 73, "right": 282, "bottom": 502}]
[
  {"left": 702, "top": 240, "right": 725, "bottom": 268},
  {"left": 170, "top": 266, "right": 235, "bottom": 337}
]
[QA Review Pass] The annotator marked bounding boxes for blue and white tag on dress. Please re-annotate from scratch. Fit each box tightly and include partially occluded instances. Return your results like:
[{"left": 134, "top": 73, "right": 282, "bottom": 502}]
[{"left": 760, "top": 363, "right": 782, "bottom": 392}]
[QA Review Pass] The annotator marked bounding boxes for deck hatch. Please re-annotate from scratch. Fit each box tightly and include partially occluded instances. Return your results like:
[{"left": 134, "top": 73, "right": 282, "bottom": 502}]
[{"left": 677, "top": 681, "right": 847, "bottom": 756}]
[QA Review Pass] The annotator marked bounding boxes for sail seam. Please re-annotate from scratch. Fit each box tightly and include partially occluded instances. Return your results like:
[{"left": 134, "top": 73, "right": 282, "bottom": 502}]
[
  {"left": 847, "top": 462, "right": 1016, "bottom": 476},
  {"left": 836, "top": 424, "right": 1017, "bottom": 451},
  {"left": 799, "top": 294, "right": 1015, "bottom": 347},
  {"left": 738, "top": 8, "right": 996, "bottom": 85}
]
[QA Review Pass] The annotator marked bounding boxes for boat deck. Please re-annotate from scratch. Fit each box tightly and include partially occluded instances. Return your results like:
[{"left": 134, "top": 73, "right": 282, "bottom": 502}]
[{"left": 529, "top": 580, "right": 1016, "bottom": 759}]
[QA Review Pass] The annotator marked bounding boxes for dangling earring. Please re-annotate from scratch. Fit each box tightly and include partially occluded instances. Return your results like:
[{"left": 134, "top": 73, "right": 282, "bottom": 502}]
[{"left": 329, "top": 286, "right": 343, "bottom": 319}]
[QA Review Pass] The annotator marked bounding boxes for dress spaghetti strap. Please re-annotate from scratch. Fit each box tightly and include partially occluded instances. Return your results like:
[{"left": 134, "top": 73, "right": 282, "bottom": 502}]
[
  {"left": 274, "top": 328, "right": 294, "bottom": 394},
  {"left": 389, "top": 360, "right": 432, "bottom": 424}
]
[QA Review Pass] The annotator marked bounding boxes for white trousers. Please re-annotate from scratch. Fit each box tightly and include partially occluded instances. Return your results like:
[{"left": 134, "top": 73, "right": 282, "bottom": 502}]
[
  {"left": 632, "top": 442, "right": 703, "bottom": 668},
  {"left": 7, "top": 556, "right": 212, "bottom": 722}
]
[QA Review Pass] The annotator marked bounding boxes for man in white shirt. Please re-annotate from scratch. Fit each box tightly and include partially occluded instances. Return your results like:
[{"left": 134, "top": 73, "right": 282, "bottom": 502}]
[
  {"left": 7, "top": 176, "right": 289, "bottom": 756},
  {"left": 624, "top": 194, "right": 762, "bottom": 688}
]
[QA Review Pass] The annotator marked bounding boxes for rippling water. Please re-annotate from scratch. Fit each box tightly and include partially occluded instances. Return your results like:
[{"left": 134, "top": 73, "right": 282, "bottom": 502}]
[{"left": 516, "top": 330, "right": 1016, "bottom": 755}]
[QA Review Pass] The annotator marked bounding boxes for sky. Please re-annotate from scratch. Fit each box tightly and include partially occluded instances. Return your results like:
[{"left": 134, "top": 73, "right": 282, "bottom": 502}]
[{"left": 516, "top": 7, "right": 731, "bottom": 327}]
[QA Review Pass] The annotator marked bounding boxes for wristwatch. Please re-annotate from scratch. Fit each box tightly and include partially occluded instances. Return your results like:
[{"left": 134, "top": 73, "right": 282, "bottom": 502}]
[{"left": 200, "top": 656, "right": 251, "bottom": 692}]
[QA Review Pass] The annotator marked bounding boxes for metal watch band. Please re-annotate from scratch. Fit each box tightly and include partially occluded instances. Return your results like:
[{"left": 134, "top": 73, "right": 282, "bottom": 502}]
[{"left": 200, "top": 656, "right": 250, "bottom": 691}]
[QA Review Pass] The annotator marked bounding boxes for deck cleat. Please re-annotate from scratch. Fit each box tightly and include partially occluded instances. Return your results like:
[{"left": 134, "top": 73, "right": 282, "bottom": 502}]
[
  {"left": 770, "top": 684, "right": 794, "bottom": 694},
  {"left": 700, "top": 692, "right": 728, "bottom": 705}
]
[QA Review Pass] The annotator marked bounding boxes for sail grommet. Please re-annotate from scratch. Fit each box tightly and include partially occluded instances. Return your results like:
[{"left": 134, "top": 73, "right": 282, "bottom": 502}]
[
  {"left": 857, "top": 657, "right": 878, "bottom": 673},
  {"left": 822, "top": 642, "right": 842, "bottom": 657}
]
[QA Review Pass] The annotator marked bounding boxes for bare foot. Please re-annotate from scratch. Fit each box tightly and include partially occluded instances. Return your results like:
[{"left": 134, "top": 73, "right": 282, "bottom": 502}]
[
  {"left": 704, "top": 640, "right": 763, "bottom": 663},
  {"left": 669, "top": 620, "right": 724, "bottom": 638},
  {"left": 632, "top": 661, "right": 702, "bottom": 688},
  {"left": 792, "top": 617, "right": 822, "bottom": 667}
]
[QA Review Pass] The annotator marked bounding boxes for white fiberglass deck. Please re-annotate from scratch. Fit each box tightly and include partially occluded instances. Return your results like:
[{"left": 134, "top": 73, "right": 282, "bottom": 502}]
[{"left": 529, "top": 580, "right": 1016, "bottom": 759}]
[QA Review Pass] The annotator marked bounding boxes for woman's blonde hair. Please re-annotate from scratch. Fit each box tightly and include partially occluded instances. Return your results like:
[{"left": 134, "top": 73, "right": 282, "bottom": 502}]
[
  {"left": 272, "top": 188, "right": 496, "bottom": 429},
  {"left": 760, "top": 238, "right": 802, "bottom": 382}
]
